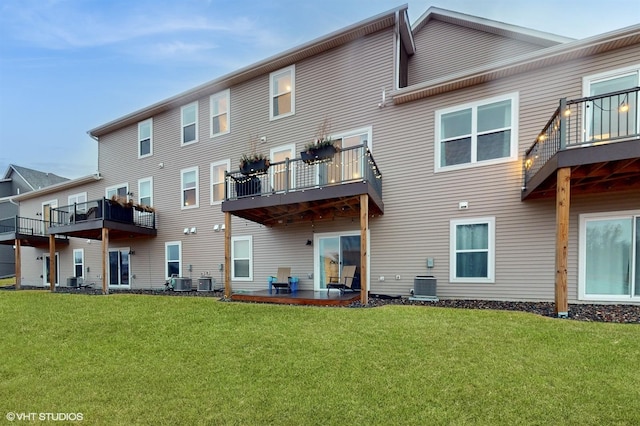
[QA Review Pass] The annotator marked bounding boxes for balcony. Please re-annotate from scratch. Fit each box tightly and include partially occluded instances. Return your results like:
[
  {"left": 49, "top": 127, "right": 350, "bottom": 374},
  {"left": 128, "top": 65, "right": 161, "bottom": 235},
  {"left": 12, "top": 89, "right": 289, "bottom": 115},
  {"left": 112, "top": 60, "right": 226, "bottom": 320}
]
[
  {"left": 0, "top": 216, "right": 68, "bottom": 248},
  {"left": 48, "top": 198, "right": 157, "bottom": 240},
  {"left": 222, "top": 144, "right": 383, "bottom": 226},
  {"left": 522, "top": 87, "right": 640, "bottom": 200}
]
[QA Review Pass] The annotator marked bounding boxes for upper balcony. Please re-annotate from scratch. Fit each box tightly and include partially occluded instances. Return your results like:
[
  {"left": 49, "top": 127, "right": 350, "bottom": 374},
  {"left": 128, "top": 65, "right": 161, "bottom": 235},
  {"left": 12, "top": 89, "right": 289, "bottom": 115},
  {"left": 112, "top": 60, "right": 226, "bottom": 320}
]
[
  {"left": 48, "top": 198, "right": 157, "bottom": 240},
  {"left": 222, "top": 143, "right": 383, "bottom": 226},
  {"left": 522, "top": 87, "right": 640, "bottom": 200},
  {"left": 0, "top": 216, "right": 68, "bottom": 248}
]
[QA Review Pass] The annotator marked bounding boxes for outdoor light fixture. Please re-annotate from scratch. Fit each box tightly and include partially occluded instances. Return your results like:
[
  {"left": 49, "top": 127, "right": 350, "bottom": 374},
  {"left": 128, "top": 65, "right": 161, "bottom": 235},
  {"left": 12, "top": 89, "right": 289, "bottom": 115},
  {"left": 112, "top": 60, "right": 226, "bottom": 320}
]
[{"left": 306, "top": 239, "right": 313, "bottom": 246}]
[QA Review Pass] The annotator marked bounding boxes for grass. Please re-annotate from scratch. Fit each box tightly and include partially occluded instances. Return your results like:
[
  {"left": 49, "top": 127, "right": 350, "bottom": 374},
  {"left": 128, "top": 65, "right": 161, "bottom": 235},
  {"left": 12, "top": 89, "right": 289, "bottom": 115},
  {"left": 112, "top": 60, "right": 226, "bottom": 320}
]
[{"left": 1, "top": 292, "right": 639, "bottom": 425}]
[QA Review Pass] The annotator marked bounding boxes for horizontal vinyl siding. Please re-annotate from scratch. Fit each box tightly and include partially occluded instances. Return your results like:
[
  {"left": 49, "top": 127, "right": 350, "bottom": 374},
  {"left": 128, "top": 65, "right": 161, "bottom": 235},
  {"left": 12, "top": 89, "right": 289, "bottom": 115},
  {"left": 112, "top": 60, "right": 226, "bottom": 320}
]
[{"left": 408, "top": 20, "right": 548, "bottom": 86}]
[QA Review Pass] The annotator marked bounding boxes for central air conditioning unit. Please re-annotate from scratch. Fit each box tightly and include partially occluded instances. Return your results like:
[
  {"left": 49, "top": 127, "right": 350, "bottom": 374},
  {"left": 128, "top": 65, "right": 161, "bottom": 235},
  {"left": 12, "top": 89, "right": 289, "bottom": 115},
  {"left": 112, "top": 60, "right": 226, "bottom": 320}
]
[
  {"left": 197, "top": 277, "right": 213, "bottom": 292},
  {"left": 410, "top": 276, "right": 438, "bottom": 301},
  {"left": 172, "top": 277, "right": 192, "bottom": 292}
]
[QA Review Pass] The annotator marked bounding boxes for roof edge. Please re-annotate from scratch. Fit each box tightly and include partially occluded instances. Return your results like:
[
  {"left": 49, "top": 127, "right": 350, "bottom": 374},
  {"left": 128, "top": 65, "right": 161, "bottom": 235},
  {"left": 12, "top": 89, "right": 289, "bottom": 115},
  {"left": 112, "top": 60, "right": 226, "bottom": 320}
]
[{"left": 11, "top": 173, "right": 103, "bottom": 202}]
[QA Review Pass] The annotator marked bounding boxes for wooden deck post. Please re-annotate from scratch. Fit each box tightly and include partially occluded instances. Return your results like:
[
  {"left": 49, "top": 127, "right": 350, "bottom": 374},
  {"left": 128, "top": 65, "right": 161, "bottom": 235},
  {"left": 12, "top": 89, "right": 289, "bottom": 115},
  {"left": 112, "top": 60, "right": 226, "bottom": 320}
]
[
  {"left": 555, "top": 167, "right": 571, "bottom": 317},
  {"left": 14, "top": 239, "right": 21, "bottom": 290},
  {"left": 102, "top": 228, "right": 109, "bottom": 295},
  {"left": 49, "top": 235, "right": 56, "bottom": 292},
  {"left": 360, "top": 194, "right": 368, "bottom": 305},
  {"left": 224, "top": 212, "right": 231, "bottom": 298}
]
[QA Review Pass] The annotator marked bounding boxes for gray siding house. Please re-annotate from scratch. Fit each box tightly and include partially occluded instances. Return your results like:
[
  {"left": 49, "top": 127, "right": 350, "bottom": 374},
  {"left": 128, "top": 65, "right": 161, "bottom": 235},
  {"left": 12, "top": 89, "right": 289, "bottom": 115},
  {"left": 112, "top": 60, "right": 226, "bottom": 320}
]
[{"left": 4, "top": 6, "right": 639, "bottom": 315}]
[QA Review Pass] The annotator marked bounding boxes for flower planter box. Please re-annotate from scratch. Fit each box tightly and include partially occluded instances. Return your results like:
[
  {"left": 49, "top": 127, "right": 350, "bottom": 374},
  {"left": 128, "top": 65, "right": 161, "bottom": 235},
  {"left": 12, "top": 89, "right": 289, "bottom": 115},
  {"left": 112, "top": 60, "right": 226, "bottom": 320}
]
[
  {"left": 240, "top": 159, "right": 269, "bottom": 176},
  {"left": 301, "top": 145, "right": 337, "bottom": 164},
  {"left": 235, "top": 176, "right": 262, "bottom": 197}
]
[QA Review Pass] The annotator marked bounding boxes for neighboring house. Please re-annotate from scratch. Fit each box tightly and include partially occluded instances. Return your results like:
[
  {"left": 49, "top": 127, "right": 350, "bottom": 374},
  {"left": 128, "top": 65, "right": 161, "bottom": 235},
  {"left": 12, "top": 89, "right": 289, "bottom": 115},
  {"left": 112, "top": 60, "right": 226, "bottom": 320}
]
[
  {"left": 0, "top": 165, "right": 68, "bottom": 277},
  {"left": 3, "top": 6, "right": 639, "bottom": 316}
]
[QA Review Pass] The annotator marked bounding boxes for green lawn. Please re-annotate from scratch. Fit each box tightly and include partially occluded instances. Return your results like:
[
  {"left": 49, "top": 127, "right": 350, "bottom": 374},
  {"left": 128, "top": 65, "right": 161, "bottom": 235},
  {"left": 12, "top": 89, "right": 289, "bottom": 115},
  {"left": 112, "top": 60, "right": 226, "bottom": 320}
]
[{"left": 1, "top": 292, "right": 639, "bottom": 425}]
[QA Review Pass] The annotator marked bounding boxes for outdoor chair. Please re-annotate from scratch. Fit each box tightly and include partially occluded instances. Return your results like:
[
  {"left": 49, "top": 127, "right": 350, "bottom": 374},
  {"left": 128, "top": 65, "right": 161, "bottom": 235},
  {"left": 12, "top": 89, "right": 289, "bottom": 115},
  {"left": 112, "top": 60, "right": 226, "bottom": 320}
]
[
  {"left": 326, "top": 265, "right": 359, "bottom": 295},
  {"left": 270, "top": 267, "right": 293, "bottom": 293}
]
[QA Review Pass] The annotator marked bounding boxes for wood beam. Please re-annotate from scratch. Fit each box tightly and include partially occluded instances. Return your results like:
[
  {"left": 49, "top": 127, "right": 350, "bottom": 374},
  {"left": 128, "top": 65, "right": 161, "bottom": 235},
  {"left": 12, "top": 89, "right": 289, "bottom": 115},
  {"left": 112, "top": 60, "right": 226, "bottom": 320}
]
[
  {"left": 555, "top": 167, "right": 570, "bottom": 317},
  {"left": 360, "top": 194, "right": 368, "bottom": 305},
  {"left": 102, "top": 228, "right": 109, "bottom": 295},
  {"left": 224, "top": 212, "right": 231, "bottom": 298},
  {"left": 49, "top": 235, "right": 55, "bottom": 292},
  {"left": 14, "top": 239, "right": 21, "bottom": 290}
]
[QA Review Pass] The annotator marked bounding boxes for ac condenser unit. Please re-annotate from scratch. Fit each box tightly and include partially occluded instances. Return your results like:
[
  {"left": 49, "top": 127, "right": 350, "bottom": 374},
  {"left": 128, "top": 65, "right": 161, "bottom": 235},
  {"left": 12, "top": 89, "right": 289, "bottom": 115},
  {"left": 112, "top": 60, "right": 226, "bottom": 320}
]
[
  {"left": 410, "top": 276, "right": 438, "bottom": 301},
  {"left": 198, "top": 277, "right": 213, "bottom": 292},
  {"left": 172, "top": 277, "right": 192, "bottom": 292}
]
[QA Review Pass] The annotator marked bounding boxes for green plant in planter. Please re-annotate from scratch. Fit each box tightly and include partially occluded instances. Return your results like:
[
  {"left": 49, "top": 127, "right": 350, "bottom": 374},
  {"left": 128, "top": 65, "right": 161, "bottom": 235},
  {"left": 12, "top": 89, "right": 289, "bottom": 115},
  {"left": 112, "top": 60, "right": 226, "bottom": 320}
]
[
  {"left": 239, "top": 135, "right": 270, "bottom": 175},
  {"left": 301, "top": 118, "right": 339, "bottom": 164}
]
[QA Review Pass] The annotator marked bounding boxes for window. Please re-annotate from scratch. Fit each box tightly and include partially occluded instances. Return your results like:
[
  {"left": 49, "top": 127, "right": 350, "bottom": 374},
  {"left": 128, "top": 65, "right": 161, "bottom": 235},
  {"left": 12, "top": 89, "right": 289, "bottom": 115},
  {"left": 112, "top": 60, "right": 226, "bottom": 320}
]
[
  {"left": 109, "top": 248, "right": 130, "bottom": 287},
  {"left": 210, "top": 90, "right": 230, "bottom": 137},
  {"left": 181, "top": 167, "right": 199, "bottom": 209},
  {"left": 232, "top": 236, "right": 252, "bottom": 280},
  {"left": 138, "top": 177, "right": 153, "bottom": 208},
  {"left": 68, "top": 192, "right": 87, "bottom": 213},
  {"left": 579, "top": 211, "right": 640, "bottom": 301},
  {"left": 210, "top": 160, "right": 229, "bottom": 204},
  {"left": 165, "top": 242, "right": 182, "bottom": 278},
  {"left": 138, "top": 119, "right": 153, "bottom": 157},
  {"left": 327, "top": 126, "right": 372, "bottom": 184},
  {"left": 106, "top": 184, "right": 128, "bottom": 199},
  {"left": 73, "top": 249, "right": 84, "bottom": 278},
  {"left": 181, "top": 102, "right": 198, "bottom": 145},
  {"left": 450, "top": 217, "right": 495, "bottom": 283},
  {"left": 270, "top": 65, "right": 295, "bottom": 120},
  {"left": 435, "top": 93, "right": 518, "bottom": 171}
]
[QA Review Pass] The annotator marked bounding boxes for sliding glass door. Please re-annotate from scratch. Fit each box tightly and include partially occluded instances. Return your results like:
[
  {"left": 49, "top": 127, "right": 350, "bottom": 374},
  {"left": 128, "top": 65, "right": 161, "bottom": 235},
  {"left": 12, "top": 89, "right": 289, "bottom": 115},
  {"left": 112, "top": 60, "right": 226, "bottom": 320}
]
[{"left": 315, "top": 233, "right": 360, "bottom": 291}]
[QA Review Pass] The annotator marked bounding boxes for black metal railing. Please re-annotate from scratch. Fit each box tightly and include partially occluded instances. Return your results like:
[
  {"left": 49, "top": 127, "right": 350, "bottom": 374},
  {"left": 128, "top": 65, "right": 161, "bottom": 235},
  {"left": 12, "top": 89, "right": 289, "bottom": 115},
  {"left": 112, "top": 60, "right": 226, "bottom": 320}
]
[
  {"left": 523, "top": 86, "right": 639, "bottom": 188},
  {"left": 50, "top": 198, "right": 156, "bottom": 229},
  {"left": 224, "top": 143, "right": 382, "bottom": 201},
  {"left": 0, "top": 216, "right": 48, "bottom": 237}
]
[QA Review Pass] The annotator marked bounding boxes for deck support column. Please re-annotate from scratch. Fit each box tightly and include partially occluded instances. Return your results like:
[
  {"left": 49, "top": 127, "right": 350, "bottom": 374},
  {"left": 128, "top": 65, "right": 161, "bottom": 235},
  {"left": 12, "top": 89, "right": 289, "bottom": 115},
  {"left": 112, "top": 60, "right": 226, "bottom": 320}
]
[
  {"left": 224, "top": 212, "right": 231, "bottom": 299},
  {"left": 360, "top": 194, "right": 368, "bottom": 305},
  {"left": 49, "top": 235, "right": 56, "bottom": 292},
  {"left": 555, "top": 167, "right": 571, "bottom": 317},
  {"left": 102, "top": 228, "right": 109, "bottom": 295},
  {"left": 14, "top": 239, "right": 21, "bottom": 290}
]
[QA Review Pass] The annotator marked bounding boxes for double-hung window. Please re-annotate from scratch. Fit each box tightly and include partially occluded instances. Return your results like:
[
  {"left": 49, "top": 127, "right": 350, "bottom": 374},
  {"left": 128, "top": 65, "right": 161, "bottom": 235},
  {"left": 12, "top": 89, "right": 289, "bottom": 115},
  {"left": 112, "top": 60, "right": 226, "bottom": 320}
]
[
  {"left": 210, "top": 160, "right": 229, "bottom": 204},
  {"left": 181, "top": 102, "right": 198, "bottom": 145},
  {"left": 270, "top": 65, "right": 295, "bottom": 120},
  {"left": 138, "top": 119, "right": 153, "bottom": 157},
  {"left": 138, "top": 177, "right": 153, "bottom": 208},
  {"left": 450, "top": 217, "right": 495, "bottom": 283},
  {"left": 232, "top": 236, "right": 252, "bottom": 280},
  {"left": 165, "top": 242, "right": 181, "bottom": 278},
  {"left": 210, "top": 90, "right": 230, "bottom": 137},
  {"left": 181, "top": 167, "right": 198, "bottom": 209},
  {"left": 436, "top": 93, "right": 518, "bottom": 171}
]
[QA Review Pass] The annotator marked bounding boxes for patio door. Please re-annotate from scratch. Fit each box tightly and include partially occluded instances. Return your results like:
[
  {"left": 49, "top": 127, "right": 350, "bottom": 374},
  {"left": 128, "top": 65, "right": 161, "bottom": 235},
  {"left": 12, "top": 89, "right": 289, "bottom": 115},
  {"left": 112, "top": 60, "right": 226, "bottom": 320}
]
[
  {"left": 42, "top": 200, "right": 57, "bottom": 233},
  {"left": 270, "top": 144, "right": 295, "bottom": 192},
  {"left": 43, "top": 253, "right": 59, "bottom": 287},
  {"left": 314, "top": 232, "right": 361, "bottom": 291},
  {"left": 109, "top": 248, "right": 130, "bottom": 288}
]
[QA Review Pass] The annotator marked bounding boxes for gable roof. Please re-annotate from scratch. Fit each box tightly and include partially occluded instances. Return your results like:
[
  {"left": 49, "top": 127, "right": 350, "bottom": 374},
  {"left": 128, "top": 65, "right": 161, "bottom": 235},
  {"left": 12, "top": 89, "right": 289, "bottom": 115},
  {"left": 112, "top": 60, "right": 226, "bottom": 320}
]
[
  {"left": 393, "top": 21, "right": 640, "bottom": 105},
  {"left": 412, "top": 7, "right": 574, "bottom": 47},
  {"left": 10, "top": 173, "right": 102, "bottom": 202},
  {"left": 3, "top": 164, "right": 69, "bottom": 191},
  {"left": 89, "top": 4, "right": 411, "bottom": 138}
]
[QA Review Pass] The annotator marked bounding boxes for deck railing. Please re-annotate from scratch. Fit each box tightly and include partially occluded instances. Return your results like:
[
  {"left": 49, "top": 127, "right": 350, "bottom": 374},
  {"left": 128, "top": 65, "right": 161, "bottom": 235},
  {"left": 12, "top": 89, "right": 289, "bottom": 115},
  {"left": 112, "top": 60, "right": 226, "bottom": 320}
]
[
  {"left": 0, "top": 216, "right": 49, "bottom": 237},
  {"left": 523, "top": 86, "right": 639, "bottom": 188},
  {"left": 224, "top": 143, "right": 382, "bottom": 201},
  {"left": 50, "top": 198, "right": 156, "bottom": 229}
]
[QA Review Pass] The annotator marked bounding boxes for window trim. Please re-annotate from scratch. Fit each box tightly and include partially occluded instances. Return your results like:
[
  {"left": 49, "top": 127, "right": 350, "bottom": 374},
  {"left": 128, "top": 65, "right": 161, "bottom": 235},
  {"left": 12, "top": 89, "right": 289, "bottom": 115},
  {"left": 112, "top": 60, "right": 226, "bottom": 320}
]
[
  {"left": 180, "top": 166, "right": 199, "bottom": 209},
  {"left": 138, "top": 177, "right": 153, "bottom": 209},
  {"left": 210, "top": 160, "right": 230, "bottom": 205},
  {"left": 105, "top": 184, "right": 129, "bottom": 199},
  {"left": 210, "top": 89, "right": 230, "bottom": 138},
  {"left": 449, "top": 217, "right": 495, "bottom": 283},
  {"left": 181, "top": 102, "right": 199, "bottom": 145},
  {"left": 73, "top": 248, "right": 84, "bottom": 279},
  {"left": 68, "top": 192, "right": 87, "bottom": 213},
  {"left": 269, "top": 65, "right": 295, "bottom": 121},
  {"left": 232, "top": 235, "right": 253, "bottom": 281},
  {"left": 138, "top": 118, "right": 153, "bottom": 158},
  {"left": 165, "top": 241, "right": 182, "bottom": 279},
  {"left": 435, "top": 92, "right": 519, "bottom": 173}
]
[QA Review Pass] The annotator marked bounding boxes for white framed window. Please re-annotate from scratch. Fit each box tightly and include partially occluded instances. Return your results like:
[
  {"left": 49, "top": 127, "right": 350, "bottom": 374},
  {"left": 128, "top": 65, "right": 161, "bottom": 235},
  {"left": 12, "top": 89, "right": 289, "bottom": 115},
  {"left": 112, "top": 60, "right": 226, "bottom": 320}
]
[
  {"left": 210, "top": 90, "right": 230, "bottom": 137},
  {"left": 329, "top": 126, "right": 372, "bottom": 183},
  {"left": 165, "top": 241, "right": 182, "bottom": 279},
  {"left": 138, "top": 177, "right": 153, "bottom": 208},
  {"left": 106, "top": 184, "right": 128, "bottom": 199},
  {"left": 270, "top": 65, "right": 295, "bottom": 120},
  {"left": 232, "top": 236, "right": 252, "bottom": 281},
  {"left": 138, "top": 118, "right": 153, "bottom": 158},
  {"left": 181, "top": 166, "right": 199, "bottom": 209},
  {"left": 68, "top": 192, "right": 87, "bottom": 213},
  {"left": 435, "top": 93, "right": 518, "bottom": 172},
  {"left": 181, "top": 102, "right": 198, "bottom": 145},
  {"left": 579, "top": 210, "right": 640, "bottom": 302},
  {"left": 210, "top": 160, "right": 230, "bottom": 204},
  {"left": 73, "top": 249, "right": 84, "bottom": 278},
  {"left": 270, "top": 144, "right": 295, "bottom": 192},
  {"left": 450, "top": 217, "right": 495, "bottom": 283}
]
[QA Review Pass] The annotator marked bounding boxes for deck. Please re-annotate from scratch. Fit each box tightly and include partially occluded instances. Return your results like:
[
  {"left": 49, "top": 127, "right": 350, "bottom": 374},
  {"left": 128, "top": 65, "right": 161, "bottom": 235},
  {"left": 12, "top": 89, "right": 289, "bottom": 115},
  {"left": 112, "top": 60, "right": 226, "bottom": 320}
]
[{"left": 231, "top": 289, "right": 361, "bottom": 306}]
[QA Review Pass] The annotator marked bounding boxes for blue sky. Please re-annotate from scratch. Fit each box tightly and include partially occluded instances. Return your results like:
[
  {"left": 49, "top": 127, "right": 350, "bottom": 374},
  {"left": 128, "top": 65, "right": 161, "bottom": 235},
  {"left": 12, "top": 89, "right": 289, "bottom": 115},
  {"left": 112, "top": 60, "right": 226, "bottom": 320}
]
[{"left": 1, "top": 0, "right": 638, "bottom": 179}]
